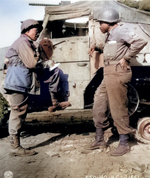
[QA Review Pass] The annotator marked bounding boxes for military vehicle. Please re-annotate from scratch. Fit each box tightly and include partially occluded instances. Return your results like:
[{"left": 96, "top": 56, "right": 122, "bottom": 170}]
[{"left": 1, "top": 0, "right": 150, "bottom": 143}]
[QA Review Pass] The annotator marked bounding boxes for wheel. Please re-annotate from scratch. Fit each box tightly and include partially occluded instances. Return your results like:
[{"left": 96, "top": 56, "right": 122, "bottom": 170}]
[
  {"left": 137, "top": 117, "right": 150, "bottom": 142},
  {"left": 127, "top": 83, "right": 139, "bottom": 116}
]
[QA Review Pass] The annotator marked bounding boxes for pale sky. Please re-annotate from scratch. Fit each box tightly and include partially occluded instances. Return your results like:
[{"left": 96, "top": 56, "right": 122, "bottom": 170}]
[{"left": 0, "top": 0, "right": 79, "bottom": 48}]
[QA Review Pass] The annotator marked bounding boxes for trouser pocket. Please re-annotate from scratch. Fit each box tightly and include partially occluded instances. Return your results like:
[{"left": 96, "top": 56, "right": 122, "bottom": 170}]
[{"left": 115, "top": 64, "right": 132, "bottom": 84}]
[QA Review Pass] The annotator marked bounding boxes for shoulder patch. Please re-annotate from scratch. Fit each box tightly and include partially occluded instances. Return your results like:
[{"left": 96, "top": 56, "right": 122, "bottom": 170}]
[{"left": 129, "top": 31, "right": 138, "bottom": 38}]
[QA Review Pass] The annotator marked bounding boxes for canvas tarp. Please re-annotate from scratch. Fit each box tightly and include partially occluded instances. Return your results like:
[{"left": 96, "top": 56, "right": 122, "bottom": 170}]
[
  {"left": 45, "top": 1, "right": 93, "bottom": 21},
  {"left": 44, "top": 1, "right": 150, "bottom": 21},
  {"left": 41, "top": 0, "right": 150, "bottom": 36}
]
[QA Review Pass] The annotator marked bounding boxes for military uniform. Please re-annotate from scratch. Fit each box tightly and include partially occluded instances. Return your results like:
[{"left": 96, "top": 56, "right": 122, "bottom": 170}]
[
  {"left": 4, "top": 34, "right": 39, "bottom": 135},
  {"left": 86, "top": 8, "right": 148, "bottom": 156},
  {"left": 4, "top": 19, "right": 42, "bottom": 156},
  {"left": 93, "top": 24, "right": 147, "bottom": 134}
]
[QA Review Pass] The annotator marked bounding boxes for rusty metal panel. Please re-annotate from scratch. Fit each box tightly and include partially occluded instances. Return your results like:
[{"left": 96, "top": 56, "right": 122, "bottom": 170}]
[
  {"left": 58, "top": 62, "right": 90, "bottom": 109},
  {"left": 51, "top": 36, "right": 89, "bottom": 62}
]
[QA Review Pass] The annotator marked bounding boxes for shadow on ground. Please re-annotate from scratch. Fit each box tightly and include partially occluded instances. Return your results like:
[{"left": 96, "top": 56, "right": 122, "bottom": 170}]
[{"left": 0, "top": 121, "right": 96, "bottom": 139}]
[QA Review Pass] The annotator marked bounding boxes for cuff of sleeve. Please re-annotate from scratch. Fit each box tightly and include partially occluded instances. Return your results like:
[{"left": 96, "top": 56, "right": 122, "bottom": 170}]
[
  {"left": 124, "top": 55, "right": 130, "bottom": 61},
  {"left": 95, "top": 46, "right": 103, "bottom": 53}
]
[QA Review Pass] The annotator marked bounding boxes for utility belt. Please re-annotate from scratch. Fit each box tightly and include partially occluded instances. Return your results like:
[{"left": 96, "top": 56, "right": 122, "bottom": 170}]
[{"left": 104, "top": 60, "right": 119, "bottom": 66}]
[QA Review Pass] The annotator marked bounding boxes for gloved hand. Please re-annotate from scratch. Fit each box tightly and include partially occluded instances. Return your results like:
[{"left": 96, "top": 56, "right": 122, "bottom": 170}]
[{"left": 38, "top": 38, "right": 53, "bottom": 61}]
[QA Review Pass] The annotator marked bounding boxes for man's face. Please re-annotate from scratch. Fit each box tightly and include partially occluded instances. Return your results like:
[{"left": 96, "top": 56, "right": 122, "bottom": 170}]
[
  {"left": 99, "top": 22, "right": 109, "bottom": 34},
  {"left": 25, "top": 28, "right": 39, "bottom": 41}
]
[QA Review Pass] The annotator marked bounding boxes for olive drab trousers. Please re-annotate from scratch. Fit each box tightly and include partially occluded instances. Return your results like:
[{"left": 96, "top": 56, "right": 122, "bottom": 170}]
[
  {"left": 9, "top": 93, "right": 28, "bottom": 135},
  {"left": 93, "top": 64, "right": 135, "bottom": 135}
]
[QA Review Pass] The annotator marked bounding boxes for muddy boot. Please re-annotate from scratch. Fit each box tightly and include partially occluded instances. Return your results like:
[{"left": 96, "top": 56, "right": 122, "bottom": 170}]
[
  {"left": 10, "top": 134, "right": 36, "bottom": 156},
  {"left": 48, "top": 98, "right": 60, "bottom": 112},
  {"left": 84, "top": 128, "right": 106, "bottom": 150},
  {"left": 48, "top": 91, "right": 71, "bottom": 113},
  {"left": 110, "top": 134, "right": 130, "bottom": 156},
  {"left": 48, "top": 105, "right": 58, "bottom": 112},
  {"left": 48, "top": 101, "right": 71, "bottom": 112},
  {"left": 59, "top": 101, "right": 71, "bottom": 110},
  {"left": 48, "top": 92, "right": 61, "bottom": 112}
]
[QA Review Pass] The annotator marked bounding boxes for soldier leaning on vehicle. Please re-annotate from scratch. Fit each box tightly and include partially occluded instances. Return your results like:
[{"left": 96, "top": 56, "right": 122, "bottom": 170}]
[
  {"left": 86, "top": 8, "right": 148, "bottom": 156},
  {"left": 3, "top": 19, "right": 43, "bottom": 156}
]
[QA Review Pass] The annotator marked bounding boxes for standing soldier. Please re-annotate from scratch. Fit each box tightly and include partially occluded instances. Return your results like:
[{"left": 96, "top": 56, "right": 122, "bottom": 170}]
[
  {"left": 4, "top": 19, "right": 42, "bottom": 156},
  {"left": 87, "top": 8, "right": 147, "bottom": 156}
]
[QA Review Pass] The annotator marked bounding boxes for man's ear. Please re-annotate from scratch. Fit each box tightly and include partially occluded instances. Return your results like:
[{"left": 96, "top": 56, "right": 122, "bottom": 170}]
[{"left": 25, "top": 30, "right": 30, "bottom": 35}]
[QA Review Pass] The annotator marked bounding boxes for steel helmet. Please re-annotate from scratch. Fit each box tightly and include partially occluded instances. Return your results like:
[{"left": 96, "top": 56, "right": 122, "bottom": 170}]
[
  {"left": 97, "top": 8, "right": 120, "bottom": 23},
  {"left": 21, "top": 19, "right": 42, "bottom": 33}
]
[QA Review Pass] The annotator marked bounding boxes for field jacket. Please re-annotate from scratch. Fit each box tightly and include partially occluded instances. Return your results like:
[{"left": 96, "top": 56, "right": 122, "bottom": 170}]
[
  {"left": 103, "top": 23, "right": 148, "bottom": 63},
  {"left": 4, "top": 34, "right": 40, "bottom": 94}
]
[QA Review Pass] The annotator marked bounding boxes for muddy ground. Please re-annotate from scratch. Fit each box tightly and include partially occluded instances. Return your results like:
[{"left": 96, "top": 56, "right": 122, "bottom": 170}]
[{"left": 1, "top": 109, "right": 150, "bottom": 178}]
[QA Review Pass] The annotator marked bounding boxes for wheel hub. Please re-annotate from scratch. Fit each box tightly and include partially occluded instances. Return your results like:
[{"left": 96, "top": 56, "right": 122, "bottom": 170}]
[{"left": 137, "top": 117, "right": 150, "bottom": 141}]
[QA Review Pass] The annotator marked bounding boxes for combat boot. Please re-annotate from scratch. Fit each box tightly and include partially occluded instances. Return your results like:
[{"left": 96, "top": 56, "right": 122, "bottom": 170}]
[
  {"left": 48, "top": 99, "right": 71, "bottom": 112},
  {"left": 48, "top": 98, "right": 60, "bottom": 112},
  {"left": 84, "top": 128, "right": 106, "bottom": 150},
  {"left": 110, "top": 134, "right": 130, "bottom": 156},
  {"left": 10, "top": 134, "right": 36, "bottom": 156},
  {"left": 59, "top": 101, "right": 71, "bottom": 110}
]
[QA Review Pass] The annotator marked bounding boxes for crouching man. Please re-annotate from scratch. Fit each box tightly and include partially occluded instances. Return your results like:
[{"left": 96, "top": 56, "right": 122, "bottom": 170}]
[{"left": 38, "top": 38, "right": 71, "bottom": 112}]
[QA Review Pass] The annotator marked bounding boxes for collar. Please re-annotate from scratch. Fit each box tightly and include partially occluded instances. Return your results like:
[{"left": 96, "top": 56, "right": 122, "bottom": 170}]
[
  {"left": 20, "top": 34, "right": 33, "bottom": 43},
  {"left": 108, "top": 24, "right": 119, "bottom": 35}
]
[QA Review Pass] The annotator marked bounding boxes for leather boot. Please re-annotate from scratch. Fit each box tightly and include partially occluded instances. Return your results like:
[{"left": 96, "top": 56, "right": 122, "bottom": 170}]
[
  {"left": 48, "top": 98, "right": 60, "bottom": 112},
  {"left": 48, "top": 101, "right": 71, "bottom": 112},
  {"left": 110, "top": 134, "right": 130, "bottom": 156},
  {"left": 84, "top": 128, "right": 106, "bottom": 150},
  {"left": 59, "top": 101, "right": 71, "bottom": 110},
  {"left": 10, "top": 134, "right": 36, "bottom": 156},
  {"left": 48, "top": 92, "right": 61, "bottom": 112},
  {"left": 48, "top": 91, "right": 71, "bottom": 113}
]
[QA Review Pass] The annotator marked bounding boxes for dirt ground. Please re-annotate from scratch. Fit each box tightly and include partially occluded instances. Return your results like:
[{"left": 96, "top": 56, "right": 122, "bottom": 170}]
[{"left": 1, "top": 109, "right": 150, "bottom": 178}]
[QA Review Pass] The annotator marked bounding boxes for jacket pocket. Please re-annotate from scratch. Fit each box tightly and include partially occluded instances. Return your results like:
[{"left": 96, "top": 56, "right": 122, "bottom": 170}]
[{"left": 103, "top": 41, "right": 117, "bottom": 60}]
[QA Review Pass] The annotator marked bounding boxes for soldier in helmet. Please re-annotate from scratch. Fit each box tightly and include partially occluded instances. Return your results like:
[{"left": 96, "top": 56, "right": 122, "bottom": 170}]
[
  {"left": 4, "top": 19, "right": 42, "bottom": 156},
  {"left": 87, "top": 8, "right": 147, "bottom": 156}
]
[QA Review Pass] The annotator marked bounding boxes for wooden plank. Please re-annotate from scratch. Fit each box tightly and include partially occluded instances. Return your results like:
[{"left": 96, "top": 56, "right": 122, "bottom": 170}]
[{"left": 25, "top": 109, "right": 93, "bottom": 124}]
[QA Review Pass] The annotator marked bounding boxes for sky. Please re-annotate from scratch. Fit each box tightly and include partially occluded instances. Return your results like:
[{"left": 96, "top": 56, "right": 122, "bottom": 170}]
[{"left": 0, "top": 0, "right": 79, "bottom": 48}]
